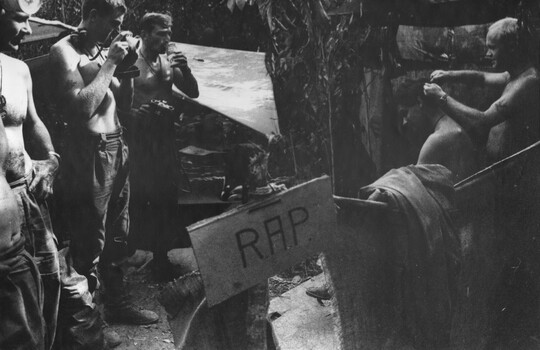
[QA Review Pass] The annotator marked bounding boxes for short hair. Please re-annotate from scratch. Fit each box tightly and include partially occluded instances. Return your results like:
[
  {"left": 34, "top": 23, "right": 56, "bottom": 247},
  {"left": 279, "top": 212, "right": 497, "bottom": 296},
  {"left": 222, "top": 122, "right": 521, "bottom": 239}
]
[
  {"left": 139, "top": 13, "right": 172, "bottom": 33},
  {"left": 81, "top": 0, "right": 127, "bottom": 20},
  {"left": 394, "top": 79, "right": 429, "bottom": 107},
  {"left": 488, "top": 17, "right": 520, "bottom": 51}
]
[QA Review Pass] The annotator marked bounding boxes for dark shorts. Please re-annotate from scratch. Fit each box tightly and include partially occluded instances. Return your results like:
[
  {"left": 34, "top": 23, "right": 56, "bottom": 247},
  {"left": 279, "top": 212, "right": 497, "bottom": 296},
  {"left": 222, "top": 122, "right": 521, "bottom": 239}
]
[
  {"left": 10, "top": 173, "right": 60, "bottom": 350},
  {"left": 0, "top": 237, "right": 45, "bottom": 350}
]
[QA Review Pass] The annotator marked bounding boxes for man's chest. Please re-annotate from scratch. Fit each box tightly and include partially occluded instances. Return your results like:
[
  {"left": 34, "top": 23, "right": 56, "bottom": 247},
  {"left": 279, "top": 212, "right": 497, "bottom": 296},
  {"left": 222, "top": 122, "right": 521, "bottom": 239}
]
[
  {"left": 135, "top": 61, "right": 173, "bottom": 94},
  {"left": 2, "top": 74, "right": 27, "bottom": 126},
  {"left": 78, "top": 55, "right": 106, "bottom": 85}
]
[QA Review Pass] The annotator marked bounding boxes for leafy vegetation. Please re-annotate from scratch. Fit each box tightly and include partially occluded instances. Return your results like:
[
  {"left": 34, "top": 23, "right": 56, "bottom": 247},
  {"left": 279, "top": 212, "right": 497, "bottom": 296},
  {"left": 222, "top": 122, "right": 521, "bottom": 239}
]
[
  {"left": 24, "top": 0, "right": 388, "bottom": 196},
  {"left": 257, "top": 0, "right": 380, "bottom": 193}
]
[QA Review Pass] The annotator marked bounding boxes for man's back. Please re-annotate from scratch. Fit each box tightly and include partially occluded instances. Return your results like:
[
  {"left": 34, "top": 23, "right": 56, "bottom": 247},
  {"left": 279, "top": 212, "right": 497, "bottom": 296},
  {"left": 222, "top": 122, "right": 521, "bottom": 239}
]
[{"left": 419, "top": 116, "right": 478, "bottom": 182}]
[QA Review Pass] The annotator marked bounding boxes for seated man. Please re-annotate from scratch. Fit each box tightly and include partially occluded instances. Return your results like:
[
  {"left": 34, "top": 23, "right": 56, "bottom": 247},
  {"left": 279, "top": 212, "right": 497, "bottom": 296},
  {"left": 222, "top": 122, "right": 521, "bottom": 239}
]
[
  {"left": 425, "top": 17, "right": 539, "bottom": 163},
  {"left": 306, "top": 79, "right": 479, "bottom": 303},
  {"left": 396, "top": 79, "right": 479, "bottom": 182}
]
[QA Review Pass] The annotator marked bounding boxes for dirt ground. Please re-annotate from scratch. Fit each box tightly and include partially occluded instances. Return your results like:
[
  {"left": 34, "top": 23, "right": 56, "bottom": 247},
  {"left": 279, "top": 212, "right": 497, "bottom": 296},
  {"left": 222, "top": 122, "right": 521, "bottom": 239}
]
[
  {"left": 106, "top": 250, "right": 321, "bottom": 349},
  {"left": 109, "top": 267, "right": 175, "bottom": 350}
]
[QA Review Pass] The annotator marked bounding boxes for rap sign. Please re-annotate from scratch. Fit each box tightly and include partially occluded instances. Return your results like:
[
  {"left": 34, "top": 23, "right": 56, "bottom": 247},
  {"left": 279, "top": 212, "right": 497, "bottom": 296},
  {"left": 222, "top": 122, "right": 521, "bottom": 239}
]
[{"left": 188, "top": 176, "right": 336, "bottom": 306}]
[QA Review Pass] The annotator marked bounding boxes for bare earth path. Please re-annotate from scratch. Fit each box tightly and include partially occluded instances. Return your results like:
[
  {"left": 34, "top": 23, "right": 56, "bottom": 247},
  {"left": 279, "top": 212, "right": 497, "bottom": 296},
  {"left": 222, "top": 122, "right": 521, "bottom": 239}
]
[{"left": 108, "top": 267, "right": 175, "bottom": 350}]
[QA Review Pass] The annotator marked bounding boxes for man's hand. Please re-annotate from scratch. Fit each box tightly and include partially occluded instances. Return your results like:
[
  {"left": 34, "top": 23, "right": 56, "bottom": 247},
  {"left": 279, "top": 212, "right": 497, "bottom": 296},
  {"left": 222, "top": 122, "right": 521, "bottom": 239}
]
[
  {"left": 107, "top": 31, "right": 132, "bottom": 65},
  {"left": 430, "top": 70, "right": 450, "bottom": 83},
  {"left": 423, "top": 82, "right": 446, "bottom": 99},
  {"left": 29, "top": 158, "right": 59, "bottom": 200},
  {"left": 168, "top": 52, "right": 189, "bottom": 71},
  {"left": 131, "top": 103, "right": 152, "bottom": 121}
]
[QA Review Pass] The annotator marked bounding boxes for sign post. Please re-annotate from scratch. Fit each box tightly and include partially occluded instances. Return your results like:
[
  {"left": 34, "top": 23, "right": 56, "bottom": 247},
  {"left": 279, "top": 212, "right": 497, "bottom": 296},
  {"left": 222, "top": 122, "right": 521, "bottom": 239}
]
[{"left": 188, "top": 176, "right": 336, "bottom": 306}]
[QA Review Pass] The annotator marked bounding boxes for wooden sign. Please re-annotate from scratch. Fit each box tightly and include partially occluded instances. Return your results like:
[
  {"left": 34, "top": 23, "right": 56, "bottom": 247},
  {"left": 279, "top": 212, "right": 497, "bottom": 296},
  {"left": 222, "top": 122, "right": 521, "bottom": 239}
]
[{"left": 188, "top": 176, "right": 336, "bottom": 306}]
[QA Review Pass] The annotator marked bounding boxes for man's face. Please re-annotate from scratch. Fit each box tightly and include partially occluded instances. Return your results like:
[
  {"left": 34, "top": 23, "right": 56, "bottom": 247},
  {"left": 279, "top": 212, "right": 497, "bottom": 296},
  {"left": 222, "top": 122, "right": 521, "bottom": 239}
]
[
  {"left": 486, "top": 30, "right": 510, "bottom": 71},
  {"left": 92, "top": 10, "right": 124, "bottom": 44},
  {"left": 0, "top": 10, "right": 32, "bottom": 51},
  {"left": 142, "top": 24, "right": 172, "bottom": 54}
]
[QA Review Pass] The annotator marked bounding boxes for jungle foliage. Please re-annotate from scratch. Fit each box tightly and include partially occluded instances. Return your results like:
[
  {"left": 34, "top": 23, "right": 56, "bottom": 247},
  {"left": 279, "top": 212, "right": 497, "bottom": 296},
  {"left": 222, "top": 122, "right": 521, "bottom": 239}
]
[{"left": 28, "top": 0, "right": 378, "bottom": 191}]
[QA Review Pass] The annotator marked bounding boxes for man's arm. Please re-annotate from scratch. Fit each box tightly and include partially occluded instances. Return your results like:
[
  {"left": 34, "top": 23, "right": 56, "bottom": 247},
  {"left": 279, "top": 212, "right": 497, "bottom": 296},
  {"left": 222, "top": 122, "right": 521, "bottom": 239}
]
[
  {"left": 173, "top": 67, "right": 199, "bottom": 98},
  {"left": 169, "top": 53, "right": 199, "bottom": 98},
  {"left": 21, "top": 63, "right": 59, "bottom": 199},
  {"left": 110, "top": 76, "right": 133, "bottom": 113},
  {"left": 423, "top": 80, "right": 531, "bottom": 134},
  {"left": 430, "top": 69, "right": 510, "bottom": 88},
  {"left": 49, "top": 35, "right": 128, "bottom": 119}
]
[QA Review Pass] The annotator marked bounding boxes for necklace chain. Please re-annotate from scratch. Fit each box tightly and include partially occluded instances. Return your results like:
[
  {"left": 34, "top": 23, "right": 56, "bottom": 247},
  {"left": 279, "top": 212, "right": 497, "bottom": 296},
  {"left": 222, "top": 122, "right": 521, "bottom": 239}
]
[{"left": 140, "top": 50, "right": 162, "bottom": 78}]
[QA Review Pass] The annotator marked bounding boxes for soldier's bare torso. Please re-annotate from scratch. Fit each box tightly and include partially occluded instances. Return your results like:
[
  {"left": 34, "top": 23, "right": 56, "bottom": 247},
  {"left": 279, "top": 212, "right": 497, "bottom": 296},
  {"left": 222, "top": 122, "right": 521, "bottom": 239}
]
[
  {"left": 0, "top": 53, "right": 24, "bottom": 250},
  {"left": 2, "top": 53, "right": 32, "bottom": 182},
  {"left": 486, "top": 67, "right": 540, "bottom": 160},
  {"left": 133, "top": 52, "right": 173, "bottom": 109},
  {"left": 53, "top": 36, "right": 121, "bottom": 133}
]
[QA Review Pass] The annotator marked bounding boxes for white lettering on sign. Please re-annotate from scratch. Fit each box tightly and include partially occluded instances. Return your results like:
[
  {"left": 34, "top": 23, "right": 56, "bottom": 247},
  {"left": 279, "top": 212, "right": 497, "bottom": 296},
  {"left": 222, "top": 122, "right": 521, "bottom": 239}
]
[{"left": 188, "top": 176, "right": 336, "bottom": 306}]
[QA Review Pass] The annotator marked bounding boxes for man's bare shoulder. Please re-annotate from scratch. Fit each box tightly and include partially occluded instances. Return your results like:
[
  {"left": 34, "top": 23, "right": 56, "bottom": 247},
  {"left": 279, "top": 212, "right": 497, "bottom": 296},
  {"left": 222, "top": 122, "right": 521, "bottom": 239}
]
[
  {"left": 1, "top": 54, "right": 30, "bottom": 76},
  {"left": 427, "top": 119, "right": 472, "bottom": 154},
  {"left": 50, "top": 36, "right": 80, "bottom": 65},
  {"left": 509, "top": 67, "right": 539, "bottom": 87}
]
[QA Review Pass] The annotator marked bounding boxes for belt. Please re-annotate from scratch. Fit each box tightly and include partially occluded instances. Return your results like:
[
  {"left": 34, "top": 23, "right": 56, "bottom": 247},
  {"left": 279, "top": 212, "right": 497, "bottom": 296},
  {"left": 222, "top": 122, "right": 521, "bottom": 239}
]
[{"left": 8, "top": 170, "right": 33, "bottom": 189}]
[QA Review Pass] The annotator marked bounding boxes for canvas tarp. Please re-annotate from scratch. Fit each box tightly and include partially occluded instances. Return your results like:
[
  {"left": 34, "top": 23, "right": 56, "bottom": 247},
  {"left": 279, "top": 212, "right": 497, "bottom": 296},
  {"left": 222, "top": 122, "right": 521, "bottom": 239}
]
[
  {"left": 396, "top": 24, "right": 490, "bottom": 64},
  {"left": 328, "top": 0, "right": 522, "bottom": 26},
  {"left": 169, "top": 43, "right": 280, "bottom": 138}
]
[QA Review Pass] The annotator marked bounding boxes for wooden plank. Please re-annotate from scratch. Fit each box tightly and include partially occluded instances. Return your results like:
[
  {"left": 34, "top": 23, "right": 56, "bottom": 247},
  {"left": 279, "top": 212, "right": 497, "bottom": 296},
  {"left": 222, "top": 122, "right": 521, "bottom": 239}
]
[
  {"left": 188, "top": 176, "right": 336, "bottom": 306},
  {"left": 268, "top": 273, "right": 338, "bottom": 350}
]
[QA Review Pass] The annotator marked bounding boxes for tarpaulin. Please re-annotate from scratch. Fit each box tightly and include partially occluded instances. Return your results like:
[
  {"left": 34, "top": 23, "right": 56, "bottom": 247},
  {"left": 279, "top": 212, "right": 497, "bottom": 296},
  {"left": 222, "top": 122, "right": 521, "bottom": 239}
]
[
  {"left": 396, "top": 24, "right": 490, "bottom": 63},
  {"left": 169, "top": 43, "right": 280, "bottom": 138},
  {"left": 329, "top": 0, "right": 522, "bottom": 26}
]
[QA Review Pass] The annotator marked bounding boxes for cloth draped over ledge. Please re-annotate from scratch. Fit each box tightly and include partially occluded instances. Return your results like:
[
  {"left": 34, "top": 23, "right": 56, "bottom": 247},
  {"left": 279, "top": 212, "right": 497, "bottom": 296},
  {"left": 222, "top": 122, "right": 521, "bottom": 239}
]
[{"left": 359, "top": 164, "right": 460, "bottom": 348}]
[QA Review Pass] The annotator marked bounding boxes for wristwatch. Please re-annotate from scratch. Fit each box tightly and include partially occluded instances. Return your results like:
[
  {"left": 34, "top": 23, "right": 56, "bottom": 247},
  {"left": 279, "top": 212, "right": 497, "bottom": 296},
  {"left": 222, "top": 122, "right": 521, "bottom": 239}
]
[{"left": 439, "top": 93, "right": 449, "bottom": 104}]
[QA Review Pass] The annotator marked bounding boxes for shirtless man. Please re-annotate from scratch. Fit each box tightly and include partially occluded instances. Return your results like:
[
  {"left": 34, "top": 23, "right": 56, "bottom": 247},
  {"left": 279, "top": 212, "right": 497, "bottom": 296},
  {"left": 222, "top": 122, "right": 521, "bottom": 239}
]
[
  {"left": 0, "top": 117, "right": 44, "bottom": 349},
  {"left": 0, "top": 4, "right": 61, "bottom": 349},
  {"left": 397, "top": 79, "right": 479, "bottom": 182},
  {"left": 128, "top": 12, "right": 198, "bottom": 280},
  {"left": 0, "top": 24, "right": 45, "bottom": 346},
  {"left": 49, "top": 0, "right": 158, "bottom": 334},
  {"left": 425, "top": 17, "right": 539, "bottom": 163},
  {"left": 133, "top": 12, "right": 198, "bottom": 108}
]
